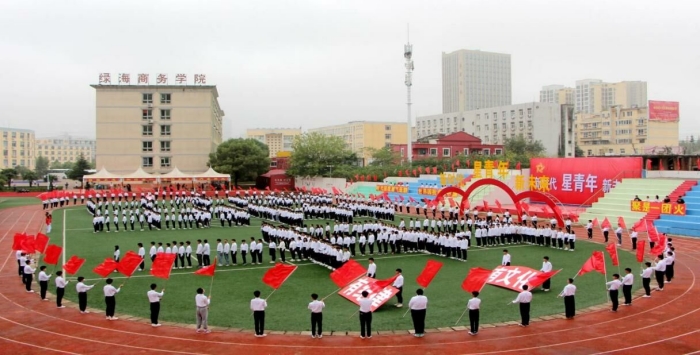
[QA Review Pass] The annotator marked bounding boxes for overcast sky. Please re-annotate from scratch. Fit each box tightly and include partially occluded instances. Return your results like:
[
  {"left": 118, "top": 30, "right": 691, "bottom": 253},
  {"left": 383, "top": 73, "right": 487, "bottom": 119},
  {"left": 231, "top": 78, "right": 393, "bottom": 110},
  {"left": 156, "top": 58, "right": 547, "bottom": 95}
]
[{"left": 1, "top": 0, "right": 698, "bottom": 140}]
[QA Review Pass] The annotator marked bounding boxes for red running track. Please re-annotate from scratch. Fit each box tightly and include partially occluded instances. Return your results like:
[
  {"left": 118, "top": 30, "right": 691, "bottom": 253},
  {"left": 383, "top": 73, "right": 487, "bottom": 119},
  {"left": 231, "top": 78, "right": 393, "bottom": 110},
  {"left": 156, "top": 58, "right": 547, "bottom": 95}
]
[{"left": 1, "top": 204, "right": 700, "bottom": 354}]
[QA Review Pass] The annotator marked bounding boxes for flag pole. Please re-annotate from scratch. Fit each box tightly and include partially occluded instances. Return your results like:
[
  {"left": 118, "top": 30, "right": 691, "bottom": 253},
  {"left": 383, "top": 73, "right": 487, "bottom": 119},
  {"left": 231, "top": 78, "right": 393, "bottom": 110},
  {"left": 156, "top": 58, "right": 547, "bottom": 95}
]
[
  {"left": 321, "top": 287, "right": 342, "bottom": 301},
  {"left": 454, "top": 306, "right": 469, "bottom": 325}
]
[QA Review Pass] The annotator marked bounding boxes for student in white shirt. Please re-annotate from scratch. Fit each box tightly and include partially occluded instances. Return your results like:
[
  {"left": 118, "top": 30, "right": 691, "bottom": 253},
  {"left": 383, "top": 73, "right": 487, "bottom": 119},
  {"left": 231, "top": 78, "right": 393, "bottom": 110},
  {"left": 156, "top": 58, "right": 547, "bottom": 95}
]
[
  {"left": 621, "top": 268, "right": 634, "bottom": 305},
  {"left": 641, "top": 262, "right": 653, "bottom": 297},
  {"left": 502, "top": 250, "right": 511, "bottom": 266},
  {"left": 22, "top": 260, "right": 35, "bottom": 292},
  {"left": 606, "top": 274, "right": 623, "bottom": 312},
  {"left": 195, "top": 287, "right": 211, "bottom": 333},
  {"left": 38, "top": 266, "right": 51, "bottom": 300},
  {"left": 653, "top": 255, "right": 666, "bottom": 291},
  {"left": 358, "top": 290, "right": 373, "bottom": 339},
  {"left": 55, "top": 271, "right": 68, "bottom": 308},
  {"left": 76, "top": 276, "right": 95, "bottom": 313},
  {"left": 558, "top": 278, "right": 577, "bottom": 319},
  {"left": 393, "top": 269, "right": 405, "bottom": 307},
  {"left": 250, "top": 290, "right": 268, "bottom": 337},
  {"left": 103, "top": 278, "right": 123, "bottom": 320},
  {"left": 467, "top": 291, "right": 481, "bottom": 335},
  {"left": 540, "top": 256, "right": 553, "bottom": 291},
  {"left": 308, "top": 293, "right": 325, "bottom": 338},
  {"left": 512, "top": 285, "right": 533, "bottom": 326},
  {"left": 408, "top": 288, "right": 428, "bottom": 337},
  {"left": 147, "top": 283, "right": 165, "bottom": 327},
  {"left": 615, "top": 225, "right": 623, "bottom": 246},
  {"left": 367, "top": 258, "right": 377, "bottom": 278}
]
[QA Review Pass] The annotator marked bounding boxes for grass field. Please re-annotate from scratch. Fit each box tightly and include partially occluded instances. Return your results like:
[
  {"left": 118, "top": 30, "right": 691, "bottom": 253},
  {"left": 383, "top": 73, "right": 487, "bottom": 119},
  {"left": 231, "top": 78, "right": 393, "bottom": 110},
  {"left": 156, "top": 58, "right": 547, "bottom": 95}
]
[
  {"left": 0, "top": 197, "right": 40, "bottom": 210},
  {"left": 40, "top": 205, "right": 641, "bottom": 332}
]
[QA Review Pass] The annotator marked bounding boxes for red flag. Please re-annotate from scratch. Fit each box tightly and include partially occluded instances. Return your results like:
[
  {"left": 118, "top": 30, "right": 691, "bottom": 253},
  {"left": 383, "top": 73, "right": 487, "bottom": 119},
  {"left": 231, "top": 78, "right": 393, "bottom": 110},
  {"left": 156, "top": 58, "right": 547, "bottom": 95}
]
[
  {"left": 448, "top": 198, "right": 457, "bottom": 208},
  {"left": 636, "top": 241, "right": 646, "bottom": 263},
  {"left": 520, "top": 202, "right": 530, "bottom": 214},
  {"left": 398, "top": 170, "right": 402, "bottom": 177},
  {"left": 592, "top": 218, "right": 600, "bottom": 228},
  {"left": 405, "top": 169, "right": 410, "bottom": 177},
  {"left": 365, "top": 174, "right": 371, "bottom": 182},
  {"left": 194, "top": 261, "right": 217, "bottom": 277},
  {"left": 43, "top": 244, "right": 63, "bottom": 265},
  {"left": 399, "top": 195, "right": 405, "bottom": 202},
  {"left": 462, "top": 198, "right": 470, "bottom": 210},
  {"left": 150, "top": 253, "right": 177, "bottom": 279},
  {"left": 373, "top": 274, "right": 398, "bottom": 289},
  {"left": 93, "top": 258, "right": 119, "bottom": 278},
  {"left": 416, "top": 260, "right": 444, "bottom": 288},
  {"left": 409, "top": 196, "right": 417, "bottom": 203},
  {"left": 605, "top": 243, "right": 619, "bottom": 266},
  {"left": 650, "top": 235, "right": 666, "bottom": 256},
  {"left": 466, "top": 160, "right": 471, "bottom": 168},
  {"left": 461, "top": 267, "right": 492, "bottom": 293},
  {"left": 527, "top": 269, "right": 562, "bottom": 289},
  {"left": 63, "top": 255, "right": 85, "bottom": 275},
  {"left": 515, "top": 162, "right": 521, "bottom": 170},
  {"left": 601, "top": 217, "right": 612, "bottom": 229},
  {"left": 35, "top": 233, "right": 50, "bottom": 254},
  {"left": 432, "top": 167, "right": 437, "bottom": 174},
  {"left": 262, "top": 263, "right": 297, "bottom": 289},
  {"left": 578, "top": 251, "right": 606, "bottom": 276},
  {"left": 12, "top": 233, "right": 27, "bottom": 250},
  {"left": 495, "top": 199, "right": 502, "bottom": 213},
  {"left": 617, "top": 216, "right": 627, "bottom": 229},
  {"left": 373, "top": 175, "right": 377, "bottom": 182},
  {"left": 117, "top": 251, "right": 143, "bottom": 277},
  {"left": 424, "top": 167, "right": 430, "bottom": 174},
  {"left": 412, "top": 169, "right": 417, "bottom": 177},
  {"left": 329, "top": 260, "right": 367, "bottom": 288},
  {"left": 20, "top": 236, "right": 36, "bottom": 254},
  {"left": 482, "top": 200, "right": 489, "bottom": 210}
]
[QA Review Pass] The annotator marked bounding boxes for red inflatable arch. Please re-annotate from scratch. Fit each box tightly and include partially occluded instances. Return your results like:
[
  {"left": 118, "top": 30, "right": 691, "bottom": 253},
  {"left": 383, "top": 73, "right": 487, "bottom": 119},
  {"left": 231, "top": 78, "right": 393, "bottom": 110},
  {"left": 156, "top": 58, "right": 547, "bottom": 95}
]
[{"left": 513, "top": 190, "right": 565, "bottom": 226}]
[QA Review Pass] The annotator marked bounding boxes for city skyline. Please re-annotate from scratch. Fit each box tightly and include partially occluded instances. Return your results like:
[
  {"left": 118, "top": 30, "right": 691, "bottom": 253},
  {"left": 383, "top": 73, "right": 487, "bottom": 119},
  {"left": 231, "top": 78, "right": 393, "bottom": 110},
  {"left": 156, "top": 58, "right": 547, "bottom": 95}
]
[{"left": 0, "top": 0, "right": 697, "bottom": 140}]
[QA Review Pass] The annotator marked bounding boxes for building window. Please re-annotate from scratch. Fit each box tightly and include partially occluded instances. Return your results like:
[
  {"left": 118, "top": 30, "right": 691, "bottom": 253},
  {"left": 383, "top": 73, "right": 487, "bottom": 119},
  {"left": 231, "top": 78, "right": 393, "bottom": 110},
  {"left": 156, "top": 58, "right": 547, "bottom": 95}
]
[
  {"left": 142, "top": 125, "right": 153, "bottom": 136},
  {"left": 463, "top": 148, "right": 469, "bottom": 155},
  {"left": 495, "top": 149, "right": 502, "bottom": 155},
  {"left": 142, "top": 157, "right": 153, "bottom": 167},
  {"left": 142, "top": 93, "right": 153, "bottom": 104},
  {"left": 418, "top": 148, "right": 427, "bottom": 155},
  {"left": 429, "top": 148, "right": 437, "bottom": 156},
  {"left": 160, "top": 109, "right": 171, "bottom": 120},
  {"left": 142, "top": 109, "right": 153, "bottom": 120},
  {"left": 160, "top": 157, "right": 171, "bottom": 167},
  {"left": 385, "top": 134, "right": 392, "bottom": 139},
  {"left": 385, "top": 125, "right": 391, "bottom": 131},
  {"left": 442, "top": 148, "right": 451, "bottom": 157},
  {"left": 142, "top": 141, "right": 152, "bottom": 152},
  {"left": 160, "top": 93, "right": 171, "bottom": 104},
  {"left": 482, "top": 149, "right": 490, "bottom": 155},
  {"left": 160, "top": 125, "right": 171, "bottom": 136},
  {"left": 620, "top": 148, "right": 626, "bottom": 154},
  {"left": 160, "top": 141, "right": 171, "bottom": 152}
]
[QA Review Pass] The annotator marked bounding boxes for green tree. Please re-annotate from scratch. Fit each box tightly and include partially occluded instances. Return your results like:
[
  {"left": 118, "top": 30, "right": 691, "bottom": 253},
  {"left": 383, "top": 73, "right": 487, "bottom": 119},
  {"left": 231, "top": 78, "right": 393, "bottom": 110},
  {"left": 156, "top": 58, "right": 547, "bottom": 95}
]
[
  {"left": 287, "top": 132, "right": 356, "bottom": 177},
  {"left": 208, "top": 138, "right": 271, "bottom": 187},
  {"left": 35, "top": 156, "right": 49, "bottom": 178},
  {"left": 1, "top": 168, "right": 17, "bottom": 188},
  {"left": 50, "top": 160, "right": 75, "bottom": 170},
  {"left": 366, "top": 146, "right": 400, "bottom": 167},
  {"left": 575, "top": 144, "right": 584, "bottom": 157},
  {"left": 23, "top": 171, "right": 39, "bottom": 187},
  {"left": 67, "top": 154, "right": 91, "bottom": 186},
  {"left": 504, "top": 135, "right": 547, "bottom": 157}
]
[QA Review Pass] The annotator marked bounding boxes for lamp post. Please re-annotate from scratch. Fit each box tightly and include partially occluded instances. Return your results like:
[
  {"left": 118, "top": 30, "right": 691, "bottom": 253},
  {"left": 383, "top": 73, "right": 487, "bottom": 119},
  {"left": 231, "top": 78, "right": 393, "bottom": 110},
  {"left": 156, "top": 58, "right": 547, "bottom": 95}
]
[
  {"left": 327, "top": 165, "right": 334, "bottom": 178},
  {"left": 404, "top": 27, "right": 414, "bottom": 163}
]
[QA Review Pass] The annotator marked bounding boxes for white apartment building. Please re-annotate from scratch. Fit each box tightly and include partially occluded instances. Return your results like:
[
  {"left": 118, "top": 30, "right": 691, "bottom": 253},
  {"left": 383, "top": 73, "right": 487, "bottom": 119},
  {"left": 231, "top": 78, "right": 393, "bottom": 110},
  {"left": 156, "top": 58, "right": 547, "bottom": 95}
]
[
  {"left": 442, "top": 49, "right": 512, "bottom": 113},
  {"left": 415, "top": 102, "right": 574, "bottom": 157},
  {"left": 574, "top": 79, "right": 647, "bottom": 114}
]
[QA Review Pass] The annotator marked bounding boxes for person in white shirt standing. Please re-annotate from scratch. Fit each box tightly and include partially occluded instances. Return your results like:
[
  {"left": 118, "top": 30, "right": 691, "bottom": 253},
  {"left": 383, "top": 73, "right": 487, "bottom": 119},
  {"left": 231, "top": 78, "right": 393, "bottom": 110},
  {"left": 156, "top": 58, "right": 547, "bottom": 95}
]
[
  {"left": 55, "top": 271, "right": 68, "bottom": 308},
  {"left": 558, "top": 278, "right": 576, "bottom": 319},
  {"left": 393, "top": 269, "right": 404, "bottom": 307},
  {"left": 358, "top": 290, "right": 373, "bottom": 339},
  {"left": 408, "top": 288, "right": 428, "bottom": 337},
  {"left": 147, "top": 283, "right": 165, "bottom": 327},
  {"left": 367, "top": 258, "right": 377, "bottom": 278},
  {"left": 621, "top": 268, "right": 634, "bottom": 306},
  {"left": 22, "top": 259, "right": 35, "bottom": 293},
  {"left": 250, "top": 290, "right": 268, "bottom": 337},
  {"left": 38, "top": 266, "right": 51, "bottom": 301},
  {"left": 606, "top": 274, "right": 622, "bottom": 312},
  {"left": 615, "top": 225, "right": 623, "bottom": 246},
  {"left": 308, "top": 293, "right": 325, "bottom": 338},
  {"left": 502, "top": 250, "right": 511, "bottom": 266},
  {"left": 512, "top": 285, "right": 533, "bottom": 326},
  {"left": 641, "top": 262, "right": 653, "bottom": 297},
  {"left": 195, "top": 287, "right": 211, "bottom": 333},
  {"left": 653, "top": 254, "right": 666, "bottom": 291},
  {"left": 540, "top": 256, "right": 552, "bottom": 291},
  {"left": 467, "top": 291, "right": 481, "bottom": 335},
  {"left": 103, "top": 278, "right": 123, "bottom": 320}
]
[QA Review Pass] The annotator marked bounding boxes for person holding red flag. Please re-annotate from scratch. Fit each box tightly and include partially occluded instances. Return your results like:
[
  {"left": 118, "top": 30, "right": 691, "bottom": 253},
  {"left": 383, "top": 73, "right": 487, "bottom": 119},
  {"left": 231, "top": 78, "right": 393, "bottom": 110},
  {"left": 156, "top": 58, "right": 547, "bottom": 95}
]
[
  {"left": 392, "top": 269, "right": 404, "bottom": 307},
  {"left": 147, "top": 283, "right": 165, "bottom": 327},
  {"left": 605, "top": 274, "right": 623, "bottom": 312},
  {"left": 653, "top": 254, "right": 667, "bottom": 291},
  {"left": 467, "top": 291, "right": 481, "bottom": 335},
  {"left": 558, "top": 278, "right": 577, "bottom": 319},
  {"left": 195, "top": 287, "right": 211, "bottom": 333},
  {"left": 621, "top": 268, "right": 634, "bottom": 306},
  {"left": 640, "top": 262, "right": 653, "bottom": 297},
  {"left": 103, "top": 278, "right": 123, "bottom": 320},
  {"left": 512, "top": 285, "right": 533, "bottom": 326},
  {"left": 38, "top": 266, "right": 51, "bottom": 301},
  {"left": 55, "top": 271, "right": 68, "bottom": 308},
  {"left": 76, "top": 276, "right": 96, "bottom": 314},
  {"left": 250, "top": 290, "right": 268, "bottom": 337},
  {"left": 408, "top": 288, "right": 428, "bottom": 337}
]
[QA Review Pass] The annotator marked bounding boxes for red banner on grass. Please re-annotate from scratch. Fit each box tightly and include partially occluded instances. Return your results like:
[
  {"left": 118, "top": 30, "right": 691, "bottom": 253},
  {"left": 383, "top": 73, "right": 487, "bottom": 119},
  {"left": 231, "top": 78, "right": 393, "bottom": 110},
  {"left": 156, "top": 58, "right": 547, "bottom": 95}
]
[
  {"left": 339, "top": 276, "right": 399, "bottom": 312},
  {"left": 462, "top": 267, "right": 492, "bottom": 293},
  {"left": 578, "top": 251, "right": 606, "bottom": 276},
  {"left": 486, "top": 265, "right": 559, "bottom": 292},
  {"left": 329, "top": 260, "right": 367, "bottom": 288},
  {"left": 526, "top": 269, "right": 562, "bottom": 289},
  {"left": 262, "top": 263, "right": 297, "bottom": 289},
  {"left": 416, "top": 260, "right": 443, "bottom": 288},
  {"left": 117, "top": 251, "right": 143, "bottom": 277},
  {"left": 150, "top": 253, "right": 177, "bottom": 279},
  {"left": 373, "top": 274, "right": 398, "bottom": 289},
  {"left": 605, "top": 243, "right": 619, "bottom": 266},
  {"left": 43, "top": 244, "right": 63, "bottom": 265},
  {"left": 93, "top": 258, "right": 119, "bottom": 278},
  {"left": 63, "top": 255, "right": 85, "bottom": 275}
]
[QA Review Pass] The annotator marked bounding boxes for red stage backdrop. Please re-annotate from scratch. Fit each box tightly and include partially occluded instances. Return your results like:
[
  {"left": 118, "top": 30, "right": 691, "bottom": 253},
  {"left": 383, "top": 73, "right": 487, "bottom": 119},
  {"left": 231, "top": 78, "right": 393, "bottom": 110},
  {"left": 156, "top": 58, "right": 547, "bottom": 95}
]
[
  {"left": 339, "top": 276, "right": 399, "bottom": 312},
  {"left": 529, "top": 157, "right": 643, "bottom": 205},
  {"left": 649, "top": 100, "right": 680, "bottom": 122}
]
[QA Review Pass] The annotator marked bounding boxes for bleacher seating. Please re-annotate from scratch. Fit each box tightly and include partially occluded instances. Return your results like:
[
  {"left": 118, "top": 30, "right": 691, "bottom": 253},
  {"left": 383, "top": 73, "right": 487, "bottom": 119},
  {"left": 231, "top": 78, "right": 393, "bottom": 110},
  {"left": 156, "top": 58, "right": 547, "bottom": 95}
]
[
  {"left": 655, "top": 183, "right": 700, "bottom": 237},
  {"left": 579, "top": 179, "right": 684, "bottom": 228}
]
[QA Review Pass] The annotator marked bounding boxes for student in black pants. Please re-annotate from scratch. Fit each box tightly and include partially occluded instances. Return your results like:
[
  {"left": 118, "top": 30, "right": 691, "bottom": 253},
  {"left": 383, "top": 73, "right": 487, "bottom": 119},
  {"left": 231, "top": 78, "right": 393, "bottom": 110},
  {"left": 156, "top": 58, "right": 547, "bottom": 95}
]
[
  {"left": 467, "top": 291, "right": 481, "bottom": 335},
  {"left": 250, "top": 290, "right": 268, "bottom": 337},
  {"left": 147, "top": 283, "right": 165, "bottom": 327},
  {"left": 358, "top": 291, "right": 373, "bottom": 338},
  {"left": 512, "top": 285, "right": 532, "bottom": 326}
]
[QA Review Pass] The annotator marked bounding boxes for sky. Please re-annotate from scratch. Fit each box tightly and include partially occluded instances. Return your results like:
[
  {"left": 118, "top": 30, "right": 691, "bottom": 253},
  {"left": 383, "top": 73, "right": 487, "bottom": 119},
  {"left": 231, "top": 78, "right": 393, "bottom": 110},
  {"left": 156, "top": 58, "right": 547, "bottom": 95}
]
[{"left": 0, "top": 0, "right": 698, "bottom": 140}]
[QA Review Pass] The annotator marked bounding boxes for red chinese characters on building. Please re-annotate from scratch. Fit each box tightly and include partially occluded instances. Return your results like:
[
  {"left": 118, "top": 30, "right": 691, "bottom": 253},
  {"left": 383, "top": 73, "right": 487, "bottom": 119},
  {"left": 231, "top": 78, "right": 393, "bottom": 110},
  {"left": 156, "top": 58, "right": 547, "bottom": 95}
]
[
  {"left": 119, "top": 73, "right": 130, "bottom": 84},
  {"left": 138, "top": 74, "right": 150, "bottom": 84},
  {"left": 175, "top": 74, "right": 187, "bottom": 84},
  {"left": 194, "top": 74, "right": 206, "bottom": 84},
  {"left": 156, "top": 74, "right": 168, "bottom": 84},
  {"left": 98, "top": 73, "right": 111, "bottom": 84}
]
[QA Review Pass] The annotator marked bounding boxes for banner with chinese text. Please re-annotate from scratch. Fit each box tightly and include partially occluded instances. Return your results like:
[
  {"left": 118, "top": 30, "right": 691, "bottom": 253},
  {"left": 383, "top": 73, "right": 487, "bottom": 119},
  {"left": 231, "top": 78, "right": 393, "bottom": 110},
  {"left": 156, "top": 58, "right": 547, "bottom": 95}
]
[
  {"left": 339, "top": 276, "right": 399, "bottom": 312},
  {"left": 376, "top": 185, "right": 408, "bottom": 194},
  {"left": 418, "top": 188, "right": 439, "bottom": 196},
  {"left": 630, "top": 201, "right": 686, "bottom": 216},
  {"left": 529, "top": 157, "right": 643, "bottom": 205},
  {"left": 486, "top": 265, "right": 560, "bottom": 292},
  {"left": 649, "top": 101, "right": 680, "bottom": 122}
]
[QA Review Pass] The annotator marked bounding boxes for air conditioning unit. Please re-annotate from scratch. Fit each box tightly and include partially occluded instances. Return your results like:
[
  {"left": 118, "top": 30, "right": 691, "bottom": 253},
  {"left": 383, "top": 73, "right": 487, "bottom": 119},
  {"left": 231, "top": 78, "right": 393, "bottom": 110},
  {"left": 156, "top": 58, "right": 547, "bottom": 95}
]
[
  {"left": 148, "top": 103, "right": 153, "bottom": 108},
  {"left": 147, "top": 119, "right": 153, "bottom": 125}
]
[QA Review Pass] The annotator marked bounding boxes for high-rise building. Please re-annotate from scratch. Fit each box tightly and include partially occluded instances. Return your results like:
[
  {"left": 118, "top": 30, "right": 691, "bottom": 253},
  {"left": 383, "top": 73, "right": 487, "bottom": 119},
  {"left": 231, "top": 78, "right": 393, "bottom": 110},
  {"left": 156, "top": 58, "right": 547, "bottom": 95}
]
[
  {"left": 92, "top": 85, "right": 224, "bottom": 174},
  {"left": 575, "top": 106, "right": 679, "bottom": 156},
  {"left": 575, "top": 79, "right": 647, "bottom": 113},
  {"left": 540, "top": 85, "right": 575, "bottom": 105},
  {"left": 415, "top": 103, "right": 575, "bottom": 157},
  {"left": 442, "top": 49, "right": 512, "bottom": 113},
  {"left": 308, "top": 121, "right": 408, "bottom": 165},
  {"left": 246, "top": 128, "right": 301, "bottom": 158},
  {"left": 0, "top": 127, "right": 35, "bottom": 170},
  {"left": 35, "top": 135, "right": 96, "bottom": 164}
]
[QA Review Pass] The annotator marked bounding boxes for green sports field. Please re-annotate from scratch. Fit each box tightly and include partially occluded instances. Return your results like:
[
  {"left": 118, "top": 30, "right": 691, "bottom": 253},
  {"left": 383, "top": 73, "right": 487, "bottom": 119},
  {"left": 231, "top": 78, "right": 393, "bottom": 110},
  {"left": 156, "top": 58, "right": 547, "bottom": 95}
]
[{"left": 42, "top": 206, "right": 641, "bottom": 332}]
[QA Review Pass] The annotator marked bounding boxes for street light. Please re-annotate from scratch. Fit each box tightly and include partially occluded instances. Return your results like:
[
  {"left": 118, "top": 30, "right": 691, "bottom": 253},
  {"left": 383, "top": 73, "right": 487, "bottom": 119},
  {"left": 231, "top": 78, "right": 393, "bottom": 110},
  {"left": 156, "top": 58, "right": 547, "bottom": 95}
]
[{"left": 327, "top": 165, "right": 334, "bottom": 178}]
